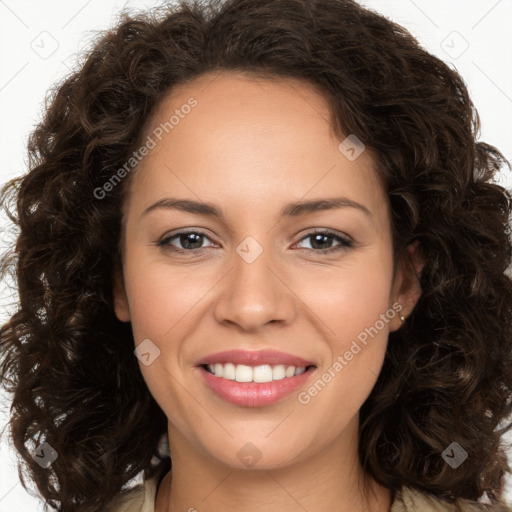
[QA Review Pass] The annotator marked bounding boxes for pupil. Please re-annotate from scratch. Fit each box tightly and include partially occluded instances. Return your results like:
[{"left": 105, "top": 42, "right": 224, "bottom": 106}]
[
  {"left": 182, "top": 233, "right": 202, "bottom": 249},
  {"left": 312, "top": 234, "right": 330, "bottom": 250}
]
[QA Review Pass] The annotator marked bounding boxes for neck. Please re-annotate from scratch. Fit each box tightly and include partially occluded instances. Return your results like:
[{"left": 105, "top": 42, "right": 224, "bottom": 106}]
[{"left": 155, "top": 417, "right": 392, "bottom": 512}]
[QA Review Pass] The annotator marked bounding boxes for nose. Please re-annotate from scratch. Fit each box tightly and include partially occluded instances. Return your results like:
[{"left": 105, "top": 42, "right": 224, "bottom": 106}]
[{"left": 213, "top": 240, "right": 296, "bottom": 332}]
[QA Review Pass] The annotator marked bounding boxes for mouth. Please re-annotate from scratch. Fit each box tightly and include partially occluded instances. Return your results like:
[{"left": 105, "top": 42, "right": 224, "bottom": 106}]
[
  {"left": 195, "top": 350, "right": 317, "bottom": 407},
  {"left": 198, "top": 364, "right": 317, "bottom": 407}
]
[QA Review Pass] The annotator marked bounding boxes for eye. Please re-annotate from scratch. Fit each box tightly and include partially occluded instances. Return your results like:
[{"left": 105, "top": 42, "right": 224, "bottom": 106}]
[
  {"left": 294, "top": 229, "right": 353, "bottom": 254},
  {"left": 157, "top": 230, "right": 216, "bottom": 254}
]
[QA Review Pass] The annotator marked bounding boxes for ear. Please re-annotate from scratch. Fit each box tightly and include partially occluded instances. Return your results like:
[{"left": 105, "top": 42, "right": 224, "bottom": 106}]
[
  {"left": 389, "top": 239, "right": 425, "bottom": 332},
  {"left": 112, "top": 265, "right": 131, "bottom": 322}
]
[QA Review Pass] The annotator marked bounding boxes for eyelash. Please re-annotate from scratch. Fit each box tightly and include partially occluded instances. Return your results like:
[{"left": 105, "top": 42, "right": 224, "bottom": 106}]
[{"left": 157, "top": 228, "right": 353, "bottom": 255}]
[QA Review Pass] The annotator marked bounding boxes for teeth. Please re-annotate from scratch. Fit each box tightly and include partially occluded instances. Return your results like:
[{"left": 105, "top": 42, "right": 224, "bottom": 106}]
[
  {"left": 206, "top": 363, "right": 308, "bottom": 382},
  {"left": 223, "top": 363, "right": 236, "bottom": 380},
  {"left": 235, "top": 364, "right": 253, "bottom": 382},
  {"left": 272, "top": 365, "right": 286, "bottom": 380}
]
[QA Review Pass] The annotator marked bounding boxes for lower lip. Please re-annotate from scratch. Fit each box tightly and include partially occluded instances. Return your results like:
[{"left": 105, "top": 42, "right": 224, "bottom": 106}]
[{"left": 198, "top": 366, "right": 316, "bottom": 407}]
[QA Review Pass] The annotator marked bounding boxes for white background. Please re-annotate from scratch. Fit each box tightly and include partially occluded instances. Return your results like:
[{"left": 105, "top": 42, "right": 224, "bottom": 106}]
[{"left": 0, "top": 0, "right": 511, "bottom": 509}]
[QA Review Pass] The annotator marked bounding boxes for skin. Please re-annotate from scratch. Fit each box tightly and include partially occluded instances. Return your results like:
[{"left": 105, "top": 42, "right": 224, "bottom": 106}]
[{"left": 113, "top": 70, "right": 424, "bottom": 512}]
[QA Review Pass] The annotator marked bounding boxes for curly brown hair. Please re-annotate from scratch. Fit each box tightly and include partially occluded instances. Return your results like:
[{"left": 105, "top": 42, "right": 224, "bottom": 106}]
[{"left": 1, "top": 0, "right": 512, "bottom": 510}]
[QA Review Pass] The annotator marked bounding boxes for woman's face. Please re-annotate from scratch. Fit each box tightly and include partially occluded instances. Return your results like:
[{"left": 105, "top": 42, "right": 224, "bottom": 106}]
[{"left": 114, "top": 71, "right": 420, "bottom": 471}]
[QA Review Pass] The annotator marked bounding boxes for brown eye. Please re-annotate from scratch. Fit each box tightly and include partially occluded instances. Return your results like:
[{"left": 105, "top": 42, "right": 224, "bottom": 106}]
[{"left": 295, "top": 230, "right": 353, "bottom": 254}]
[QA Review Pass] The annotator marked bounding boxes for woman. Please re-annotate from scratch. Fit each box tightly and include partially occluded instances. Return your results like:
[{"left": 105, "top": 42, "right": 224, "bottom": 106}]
[{"left": 1, "top": 0, "right": 512, "bottom": 511}]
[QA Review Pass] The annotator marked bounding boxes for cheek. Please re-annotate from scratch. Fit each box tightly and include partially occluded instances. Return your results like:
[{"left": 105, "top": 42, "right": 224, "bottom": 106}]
[
  {"left": 297, "top": 249, "right": 394, "bottom": 343},
  {"left": 122, "top": 251, "right": 212, "bottom": 342}
]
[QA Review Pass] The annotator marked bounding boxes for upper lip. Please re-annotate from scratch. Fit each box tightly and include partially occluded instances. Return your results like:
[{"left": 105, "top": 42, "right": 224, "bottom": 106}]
[{"left": 196, "top": 349, "right": 316, "bottom": 368}]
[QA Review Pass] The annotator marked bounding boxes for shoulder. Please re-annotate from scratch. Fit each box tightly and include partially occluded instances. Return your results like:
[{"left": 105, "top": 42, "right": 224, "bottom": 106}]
[
  {"left": 391, "top": 486, "right": 512, "bottom": 512},
  {"left": 103, "top": 471, "right": 161, "bottom": 512}
]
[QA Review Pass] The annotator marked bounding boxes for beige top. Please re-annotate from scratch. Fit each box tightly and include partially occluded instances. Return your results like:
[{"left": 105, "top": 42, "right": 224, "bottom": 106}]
[{"left": 104, "top": 472, "right": 512, "bottom": 512}]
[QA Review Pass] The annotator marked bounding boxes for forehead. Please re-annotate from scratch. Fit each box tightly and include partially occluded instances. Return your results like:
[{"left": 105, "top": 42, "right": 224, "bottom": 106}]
[{"left": 126, "top": 71, "right": 388, "bottom": 225}]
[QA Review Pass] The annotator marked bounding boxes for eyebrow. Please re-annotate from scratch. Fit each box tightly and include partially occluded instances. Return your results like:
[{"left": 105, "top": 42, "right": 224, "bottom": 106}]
[{"left": 142, "top": 196, "right": 372, "bottom": 219}]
